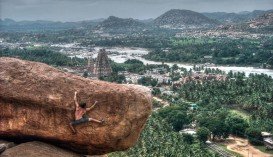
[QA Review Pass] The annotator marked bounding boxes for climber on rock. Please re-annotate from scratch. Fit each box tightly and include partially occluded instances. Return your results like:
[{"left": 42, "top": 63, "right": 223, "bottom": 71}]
[{"left": 69, "top": 91, "right": 104, "bottom": 133}]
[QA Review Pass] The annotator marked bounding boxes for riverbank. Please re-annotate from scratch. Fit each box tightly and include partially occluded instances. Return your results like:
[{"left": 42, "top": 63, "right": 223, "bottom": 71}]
[{"left": 64, "top": 46, "right": 273, "bottom": 77}]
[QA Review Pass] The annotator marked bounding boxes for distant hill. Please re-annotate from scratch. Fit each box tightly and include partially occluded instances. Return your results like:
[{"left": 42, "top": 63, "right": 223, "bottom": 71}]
[
  {"left": 203, "top": 10, "right": 273, "bottom": 24},
  {"left": 219, "top": 11, "right": 273, "bottom": 33},
  {"left": 154, "top": 9, "right": 219, "bottom": 28},
  {"left": 243, "top": 11, "right": 273, "bottom": 33},
  {"left": 0, "top": 19, "right": 99, "bottom": 32},
  {"left": 247, "top": 12, "right": 273, "bottom": 28},
  {"left": 137, "top": 18, "right": 154, "bottom": 24},
  {"left": 95, "top": 16, "right": 146, "bottom": 33}
]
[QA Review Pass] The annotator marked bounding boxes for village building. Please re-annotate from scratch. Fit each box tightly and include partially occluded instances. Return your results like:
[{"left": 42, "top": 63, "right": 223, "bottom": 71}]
[
  {"left": 261, "top": 132, "right": 273, "bottom": 150},
  {"left": 189, "top": 103, "right": 198, "bottom": 110},
  {"left": 173, "top": 72, "right": 227, "bottom": 88},
  {"left": 179, "top": 128, "right": 197, "bottom": 136},
  {"left": 125, "top": 73, "right": 142, "bottom": 84}
]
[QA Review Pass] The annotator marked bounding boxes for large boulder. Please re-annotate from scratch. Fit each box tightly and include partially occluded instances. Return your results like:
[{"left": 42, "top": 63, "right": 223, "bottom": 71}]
[{"left": 0, "top": 57, "right": 152, "bottom": 155}]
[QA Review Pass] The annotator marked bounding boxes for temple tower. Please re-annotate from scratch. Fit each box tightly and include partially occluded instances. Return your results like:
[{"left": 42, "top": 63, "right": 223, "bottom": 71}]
[{"left": 94, "top": 49, "right": 112, "bottom": 78}]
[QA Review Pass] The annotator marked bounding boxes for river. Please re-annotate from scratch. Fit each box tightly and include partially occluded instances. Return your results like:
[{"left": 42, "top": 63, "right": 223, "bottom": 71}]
[{"left": 75, "top": 47, "right": 273, "bottom": 77}]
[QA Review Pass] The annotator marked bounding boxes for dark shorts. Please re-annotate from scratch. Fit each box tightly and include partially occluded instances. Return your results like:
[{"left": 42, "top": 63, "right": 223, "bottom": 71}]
[{"left": 71, "top": 115, "right": 89, "bottom": 125}]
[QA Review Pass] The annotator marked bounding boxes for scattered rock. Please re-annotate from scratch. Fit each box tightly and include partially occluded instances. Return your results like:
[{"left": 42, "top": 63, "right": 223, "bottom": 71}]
[
  {"left": 0, "top": 57, "right": 152, "bottom": 155},
  {"left": 1, "top": 141, "right": 83, "bottom": 157},
  {"left": 0, "top": 145, "right": 5, "bottom": 154},
  {"left": 0, "top": 140, "right": 15, "bottom": 154}
]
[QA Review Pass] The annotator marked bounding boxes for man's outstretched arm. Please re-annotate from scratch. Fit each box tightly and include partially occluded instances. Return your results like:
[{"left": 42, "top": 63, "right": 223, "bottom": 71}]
[
  {"left": 86, "top": 101, "right": 98, "bottom": 111},
  {"left": 74, "top": 91, "right": 79, "bottom": 108}
]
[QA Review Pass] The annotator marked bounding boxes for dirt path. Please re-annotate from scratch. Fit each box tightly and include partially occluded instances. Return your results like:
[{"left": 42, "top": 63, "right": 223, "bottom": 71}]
[
  {"left": 223, "top": 136, "right": 273, "bottom": 157},
  {"left": 152, "top": 97, "right": 170, "bottom": 111},
  {"left": 153, "top": 97, "right": 170, "bottom": 108}
]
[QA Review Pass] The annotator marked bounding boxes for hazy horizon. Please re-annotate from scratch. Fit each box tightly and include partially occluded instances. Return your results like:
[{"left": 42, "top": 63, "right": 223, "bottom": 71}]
[{"left": 1, "top": 0, "right": 273, "bottom": 22}]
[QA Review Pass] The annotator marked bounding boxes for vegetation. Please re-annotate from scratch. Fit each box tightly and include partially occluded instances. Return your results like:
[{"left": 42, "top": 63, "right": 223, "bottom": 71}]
[
  {"left": 109, "top": 114, "right": 216, "bottom": 157},
  {"left": 163, "top": 71, "right": 272, "bottom": 147},
  {"left": 147, "top": 68, "right": 273, "bottom": 152},
  {"left": 100, "top": 73, "right": 126, "bottom": 83},
  {"left": 225, "top": 113, "right": 249, "bottom": 137},
  {"left": 138, "top": 76, "right": 158, "bottom": 87},
  {"left": 144, "top": 37, "right": 273, "bottom": 68},
  {"left": 157, "top": 105, "right": 192, "bottom": 131},
  {"left": 0, "top": 47, "right": 86, "bottom": 66},
  {"left": 106, "top": 59, "right": 169, "bottom": 83},
  {"left": 152, "top": 99, "right": 164, "bottom": 108},
  {"left": 152, "top": 88, "right": 161, "bottom": 96},
  {"left": 245, "top": 127, "right": 263, "bottom": 145},
  {"left": 197, "top": 109, "right": 230, "bottom": 140},
  {"left": 176, "top": 72, "right": 273, "bottom": 130},
  {"left": 111, "top": 59, "right": 146, "bottom": 74},
  {"left": 196, "top": 127, "right": 210, "bottom": 143}
]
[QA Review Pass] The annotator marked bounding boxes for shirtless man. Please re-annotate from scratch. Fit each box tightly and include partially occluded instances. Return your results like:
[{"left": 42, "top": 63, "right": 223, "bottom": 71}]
[{"left": 69, "top": 91, "right": 104, "bottom": 133}]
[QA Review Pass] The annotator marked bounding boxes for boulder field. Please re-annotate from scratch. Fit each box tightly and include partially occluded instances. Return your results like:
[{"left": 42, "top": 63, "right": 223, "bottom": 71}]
[{"left": 0, "top": 57, "right": 152, "bottom": 155}]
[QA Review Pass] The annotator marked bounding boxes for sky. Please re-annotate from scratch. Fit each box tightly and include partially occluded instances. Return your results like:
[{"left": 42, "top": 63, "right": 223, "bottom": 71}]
[{"left": 0, "top": 0, "right": 273, "bottom": 21}]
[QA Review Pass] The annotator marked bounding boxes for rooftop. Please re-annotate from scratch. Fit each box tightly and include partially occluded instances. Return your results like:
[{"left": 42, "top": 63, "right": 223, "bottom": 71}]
[{"left": 262, "top": 132, "right": 272, "bottom": 137}]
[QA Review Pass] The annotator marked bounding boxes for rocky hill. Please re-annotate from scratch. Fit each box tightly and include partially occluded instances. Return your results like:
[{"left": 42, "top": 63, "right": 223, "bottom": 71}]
[
  {"left": 203, "top": 12, "right": 246, "bottom": 24},
  {"left": 0, "top": 57, "right": 152, "bottom": 155},
  {"left": 203, "top": 10, "right": 273, "bottom": 24},
  {"left": 95, "top": 16, "right": 146, "bottom": 33},
  {"left": 222, "top": 11, "right": 273, "bottom": 33},
  {"left": 154, "top": 9, "right": 219, "bottom": 28},
  {"left": 247, "top": 11, "right": 273, "bottom": 28}
]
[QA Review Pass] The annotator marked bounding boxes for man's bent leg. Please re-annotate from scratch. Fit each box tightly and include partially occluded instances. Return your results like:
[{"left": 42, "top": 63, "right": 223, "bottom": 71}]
[
  {"left": 69, "top": 118, "right": 87, "bottom": 133},
  {"left": 69, "top": 122, "right": 76, "bottom": 134}
]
